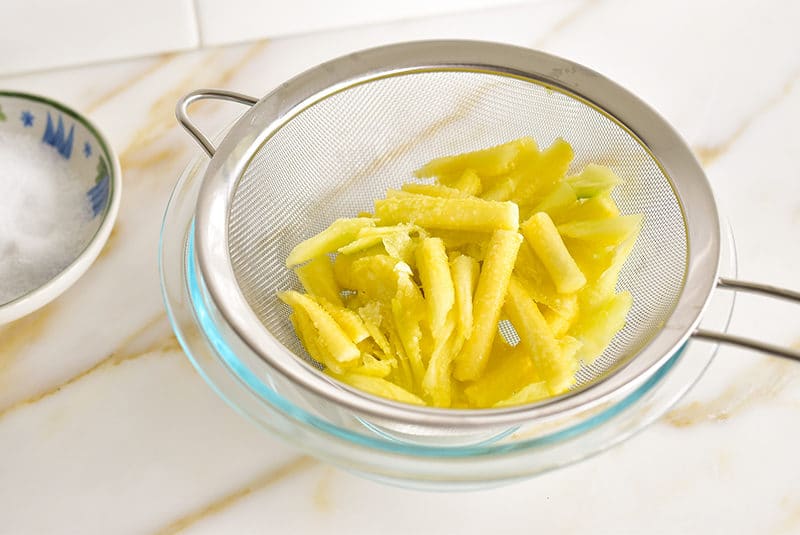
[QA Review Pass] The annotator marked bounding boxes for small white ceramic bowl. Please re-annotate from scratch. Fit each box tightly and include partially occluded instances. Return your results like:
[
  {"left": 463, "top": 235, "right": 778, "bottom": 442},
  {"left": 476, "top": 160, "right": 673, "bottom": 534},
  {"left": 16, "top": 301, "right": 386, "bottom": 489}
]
[{"left": 0, "top": 91, "right": 121, "bottom": 324}]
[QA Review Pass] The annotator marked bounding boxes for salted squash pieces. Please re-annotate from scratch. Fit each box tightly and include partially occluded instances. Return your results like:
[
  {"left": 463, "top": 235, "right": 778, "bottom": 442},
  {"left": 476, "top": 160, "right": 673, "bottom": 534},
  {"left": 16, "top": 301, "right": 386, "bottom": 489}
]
[{"left": 280, "top": 137, "right": 643, "bottom": 409}]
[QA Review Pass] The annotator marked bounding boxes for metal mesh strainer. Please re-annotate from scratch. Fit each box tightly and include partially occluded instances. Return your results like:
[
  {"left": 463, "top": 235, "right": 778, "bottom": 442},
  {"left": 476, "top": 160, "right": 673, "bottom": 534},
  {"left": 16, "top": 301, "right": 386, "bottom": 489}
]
[{"left": 177, "top": 41, "right": 800, "bottom": 429}]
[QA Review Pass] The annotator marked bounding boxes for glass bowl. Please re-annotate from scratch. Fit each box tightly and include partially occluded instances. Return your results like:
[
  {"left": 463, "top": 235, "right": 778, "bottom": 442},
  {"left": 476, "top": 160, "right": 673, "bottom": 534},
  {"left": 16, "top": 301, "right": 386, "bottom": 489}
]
[{"left": 160, "top": 132, "right": 736, "bottom": 489}]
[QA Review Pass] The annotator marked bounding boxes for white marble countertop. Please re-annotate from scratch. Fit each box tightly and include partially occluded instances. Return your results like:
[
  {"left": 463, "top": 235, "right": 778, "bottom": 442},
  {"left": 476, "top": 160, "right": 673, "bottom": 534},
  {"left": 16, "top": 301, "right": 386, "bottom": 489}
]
[{"left": 1, "top": 1, "right": 800, "bottom": 533}]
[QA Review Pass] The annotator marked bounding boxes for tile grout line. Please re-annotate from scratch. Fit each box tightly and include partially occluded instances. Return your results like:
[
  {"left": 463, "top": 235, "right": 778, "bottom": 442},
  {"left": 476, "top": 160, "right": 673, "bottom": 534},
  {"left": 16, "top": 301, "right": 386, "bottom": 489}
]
[{"left": 190, "top": 0, "right": 205, "bottom": 49}]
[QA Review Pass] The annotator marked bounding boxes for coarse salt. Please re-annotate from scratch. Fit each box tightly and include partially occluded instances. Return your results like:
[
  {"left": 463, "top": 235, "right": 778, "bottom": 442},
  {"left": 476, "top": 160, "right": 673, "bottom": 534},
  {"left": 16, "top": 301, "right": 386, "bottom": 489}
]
[{"left": 0, "top": 131, "right": 94, "bottom": 305}]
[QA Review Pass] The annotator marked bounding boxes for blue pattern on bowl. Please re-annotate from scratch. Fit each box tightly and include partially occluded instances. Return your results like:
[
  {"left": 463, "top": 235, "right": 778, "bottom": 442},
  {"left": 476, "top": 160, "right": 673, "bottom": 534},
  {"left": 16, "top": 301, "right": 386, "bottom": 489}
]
[
  {"left": 42, "top": 111, "right": 75, "bottom": 159},
  {"left": 0, "top": 93, "right": 114, "bottom": 220}
]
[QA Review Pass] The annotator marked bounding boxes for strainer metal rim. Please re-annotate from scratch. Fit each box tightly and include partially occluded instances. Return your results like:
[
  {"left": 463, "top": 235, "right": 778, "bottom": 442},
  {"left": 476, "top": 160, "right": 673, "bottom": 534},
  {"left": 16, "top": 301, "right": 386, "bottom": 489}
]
[{"left": 193, "top": 40, "right": 721, "bottom": 428}]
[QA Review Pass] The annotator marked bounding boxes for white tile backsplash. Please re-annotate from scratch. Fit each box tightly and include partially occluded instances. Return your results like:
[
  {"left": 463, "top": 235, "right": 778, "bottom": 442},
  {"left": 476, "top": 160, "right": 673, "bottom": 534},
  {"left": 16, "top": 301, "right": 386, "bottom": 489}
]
[
  {"left": 0, "top": 0, "right": 526, "bottom": 76},
  {"left": 189, "top": 0, "right": 528, "bottom": 46},
  {"left": 0, "top": 0, "right": 198, "bottom": 76}
]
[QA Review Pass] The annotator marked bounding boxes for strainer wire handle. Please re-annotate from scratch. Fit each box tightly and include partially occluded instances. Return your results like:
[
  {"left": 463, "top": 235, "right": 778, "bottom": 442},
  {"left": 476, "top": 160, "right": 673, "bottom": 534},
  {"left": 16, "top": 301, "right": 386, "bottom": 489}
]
[
  {"left": 176, "top": 89, "right": 259, "bottom": 158},
  {"left": 693, "top": 277, "right": 800, "bottom": 361}
]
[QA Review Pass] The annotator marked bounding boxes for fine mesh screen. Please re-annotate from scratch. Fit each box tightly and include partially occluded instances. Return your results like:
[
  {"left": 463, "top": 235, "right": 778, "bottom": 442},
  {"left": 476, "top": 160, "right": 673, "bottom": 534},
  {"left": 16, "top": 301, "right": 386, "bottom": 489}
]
[{"left": 227, "top": 70, "right": 687, "bottom": 388}]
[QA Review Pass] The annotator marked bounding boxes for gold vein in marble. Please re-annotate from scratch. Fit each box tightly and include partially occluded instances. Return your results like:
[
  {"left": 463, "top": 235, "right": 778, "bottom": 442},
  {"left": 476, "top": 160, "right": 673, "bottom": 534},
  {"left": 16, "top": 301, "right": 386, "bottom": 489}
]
[
  {"left": 0, "top": 314, "right": 176, "bottom": 421},
  {"left": 313, "top": 467, "right": 336, "bottom": 513},
  {"left": 0, "top": 302, "right": 60, "bottom": 397},
  {"left": 212, "top": 39, "right": 270, "bottom": 89},
  {"left": 85, "top": 53, "right": 179, "bottom": 113},
  {"left": 665, "top": 357, "right": 800, "bottom": 428},
  {"left": 153, "top": 456, "right": 317, "bottom": 535},
  {"left": 119, "top": 52, "right": 223, "bottom": 166},
  {"left": 533, "top": 0, "right": 599, "bottom": 47},
  {"left": 109, "top": 313, "right": 178, "bottom": 357},
  {"left": 0, "top": 341, "right": 179, "bottom": 421},
  {"left": 122, "top": 146, "right": 184, "bottom": 171},
  {"left": 693, "top": 68, "right": 800, "bottom": 166},
  {"left": 119, "top": 39, "right": 269, "bottom": 169},
  {"left": 775, "top": 495, "right": 800, "bottom": 535},
  {"left": 0, "top": 301, "right": 57, "bottom": 361}
]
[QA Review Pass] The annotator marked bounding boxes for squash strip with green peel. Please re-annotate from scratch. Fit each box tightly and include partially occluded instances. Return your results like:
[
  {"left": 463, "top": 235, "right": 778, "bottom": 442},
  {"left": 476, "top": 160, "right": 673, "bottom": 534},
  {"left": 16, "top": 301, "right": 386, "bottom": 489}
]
[
  {"left": 450, "top": 169, "right": 482, "bottom": 196},
  {"left": 513, "top": 242, "right": 565, "bottom": 311},
  {"left": 579, "top": 231, "right": 640, "bottom": 309},
  {"left": 489, "top": 146, "right": 537, "bottom": 194},
  {"left": 559, "top": 335, "right": 583, "bottom": 363},
  {"left": 511, "top": 138, "right": 573, "bottom": 206},
  {"left": 414, "top": 137, "right": 536, "bottom": 178},
  {"left": 560, "top": 192, "right": 620, "bottom": 222},
  {"left": 421, "top": 314, "right": 457, "bottom": 407},
  {"left": 346, "top": 254, "right": 411, "bottom": 301},
  {"left": 453, "top": 230, "right": 522, "bottom": 381},
  {"left": 357, "top": 302, "right": 393, "bottom": 356},
  {"left": 331, "top": 372, "right": 425, "bottom": 405},
  {"left": 566, "top": 164, "right": 621, "bottom": 198},
  {"left": 415, "top": 237, "right": 455, "bottom": 337},
  {"left": 375, "top": 194, "right": 519, "bottom": 232},
  {"left": 428, "top": 229, "right": 489, "bottom": 250},
  {"left": 531, "top": 182, "right": 578, "bottom": 223},
  {"left": 337, "top": 224, "right": 420, "bottom": 255},
  {"left": 504, "top": 276, "right": 578, "bottom": 394},
  {"left": 541, "top": 293, "right": 579, "bottom": 337},
  {"left": 382, "top": 232, "right": 415, "bottom": 265},
  {"left": 383, "top": 317, "right": 414, "bottom": 392},
  {"left": 286, "top": 217, "right": 375, "bottom": 267},
  {"left": 557, "top": 214, "right": 643, "bottom": 247},
  {"left": 570, "top": 291, "right": 633, "bottom": 363},
  {"left": 493, "top": 381, "right": 550, "bottom": 407},
  {"left": 392, "top": 274, "right": 426, "bottom": 386},
  {"left": 400, "top": 183, "right": 469, "bottom": 198},
  {"left": 332, "top": 248, "right": 369, "bottom": 290},
  {"left": 335, "top": 235, "right": 385, "bottom": 255},
  {"left": 295, "top": 255, "right": 342, "bottom": 306},
  {"left": 450, "top": 254, "right": 479, "bottom": 342},
  {"left": 563, "top": 237, "right": 615, "bottom": 283},
  {"left": 522, "top": 212, "right": 586, "bottom": 294},
  {"left": 313, "top": 296, "right": 369, "bottom": 344},
  {"left": 290, "top": 311, "right": 350, "bottom": 375},
  {"left": 480, "top": 177, "right": 517, "bottom": 202},
  {"left": 464, "top": 340, "right": 540, "bottom": 407},
  {"left": 350, "top": 354, "right": 395, "bottom": 378},
  {"left": 279, "top": 291, "right": 360, "bottom": 363}
]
